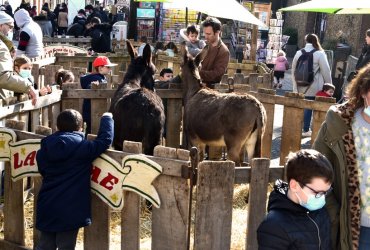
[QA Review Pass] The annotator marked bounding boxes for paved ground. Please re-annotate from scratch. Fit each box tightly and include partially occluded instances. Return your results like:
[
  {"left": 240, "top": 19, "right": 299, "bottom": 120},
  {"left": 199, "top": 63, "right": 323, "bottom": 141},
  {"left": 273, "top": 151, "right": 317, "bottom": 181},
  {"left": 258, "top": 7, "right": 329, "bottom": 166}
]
[{"left": 269, "top": 57, "right": 312, "bottom": 166}]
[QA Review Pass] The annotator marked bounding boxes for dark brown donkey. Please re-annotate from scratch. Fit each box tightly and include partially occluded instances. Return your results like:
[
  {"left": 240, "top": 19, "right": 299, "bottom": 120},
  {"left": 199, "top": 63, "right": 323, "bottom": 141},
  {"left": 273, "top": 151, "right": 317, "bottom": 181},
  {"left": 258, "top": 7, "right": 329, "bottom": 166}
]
[
  {"left": 109, "top": 41, "right": 165, "bottom": 155},
  {"left": 180, "top": 46, "right": 266, "bottom": 164}
]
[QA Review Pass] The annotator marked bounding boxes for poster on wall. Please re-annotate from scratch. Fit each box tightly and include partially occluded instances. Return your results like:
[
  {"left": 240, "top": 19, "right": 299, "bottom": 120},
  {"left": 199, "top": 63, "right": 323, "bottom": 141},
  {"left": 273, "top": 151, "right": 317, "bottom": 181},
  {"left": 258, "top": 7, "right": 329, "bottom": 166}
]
[{"left": 253, "top": 3, "right": 271, "bottom": 31}]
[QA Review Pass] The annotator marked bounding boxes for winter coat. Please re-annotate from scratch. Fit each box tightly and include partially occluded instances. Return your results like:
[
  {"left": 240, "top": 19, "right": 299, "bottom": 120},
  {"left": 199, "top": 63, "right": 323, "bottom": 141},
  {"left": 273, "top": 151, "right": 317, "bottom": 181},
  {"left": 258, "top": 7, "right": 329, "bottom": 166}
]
[
  {"left": 355, "top": 44, "right": 370, "bottom": 71},
  {"left": 80, "top": 73, "right": 107, "bottom": 134},
  {"left": 57, "top": 11, "right": 68, "bottom": 28},
  {"left": 316, "top": 90, "right": 331, "bottom": 98},
  {"left": 199, "top": 40, "right": 230, "bottom": 86},
  {"left": 292, "top": 43, "right": 332, "bottom": 97},
  {"left": 313, "top": 102, "right": 361, "bottom": 250},
  {"left": 89, "top": 24, "right": 112, "bottom": 53},
  {"left": 0, "top": 39, "right": 32, "bottom": 101},
  {"left": 67, "top": 23, "right": 86, "bottom": 38},
  {"left": 257, "top": 180, "right": 331, "bottom": 250},
  {"left": 36, "top": 114, "right": 113, "bottom": 232},
  {"left": 274, "top": 56, "right": 289, "bottom": 72},
  {"left": 14, "top": 9, "right": 44, "bottom": 58}
]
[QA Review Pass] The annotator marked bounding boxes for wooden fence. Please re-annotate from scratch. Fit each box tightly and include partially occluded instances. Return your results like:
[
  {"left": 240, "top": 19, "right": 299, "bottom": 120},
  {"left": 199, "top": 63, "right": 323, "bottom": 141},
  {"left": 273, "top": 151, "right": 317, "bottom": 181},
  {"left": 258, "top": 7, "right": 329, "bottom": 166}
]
[
  {"left": 0, "top": 52, "right": 337, "bottom": 249},
  {"left": 0, "top": 82, "right": 335, "bottom": 249}
]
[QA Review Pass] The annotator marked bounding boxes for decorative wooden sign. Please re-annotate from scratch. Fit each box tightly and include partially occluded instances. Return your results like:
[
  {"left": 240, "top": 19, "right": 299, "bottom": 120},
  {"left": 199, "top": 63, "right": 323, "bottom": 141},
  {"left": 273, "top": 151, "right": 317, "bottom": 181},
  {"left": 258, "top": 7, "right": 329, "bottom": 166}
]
[
  {"left": 0, "top": 128, "right": 162, "bottom": 209},
  {"left": 44, "top": 45, "right": 88, "bottom": 56}
]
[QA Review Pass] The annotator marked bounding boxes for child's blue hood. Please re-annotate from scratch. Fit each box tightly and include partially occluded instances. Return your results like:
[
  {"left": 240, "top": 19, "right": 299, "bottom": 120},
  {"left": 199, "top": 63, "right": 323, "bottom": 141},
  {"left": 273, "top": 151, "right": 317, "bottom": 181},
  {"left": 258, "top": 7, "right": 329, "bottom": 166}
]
[{"left": 39, "top": 131, "right": 85, "bottom": 162}]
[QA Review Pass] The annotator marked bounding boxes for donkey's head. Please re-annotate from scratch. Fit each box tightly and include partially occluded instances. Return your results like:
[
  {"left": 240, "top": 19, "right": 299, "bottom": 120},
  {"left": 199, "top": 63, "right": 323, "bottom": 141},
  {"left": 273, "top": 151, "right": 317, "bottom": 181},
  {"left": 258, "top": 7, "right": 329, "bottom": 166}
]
[
  {"left": 180, "top": 43, "right": 208, "bottom": 91},
  {"left": 122, "top": 40, "right": 156, "bottom": 91}
]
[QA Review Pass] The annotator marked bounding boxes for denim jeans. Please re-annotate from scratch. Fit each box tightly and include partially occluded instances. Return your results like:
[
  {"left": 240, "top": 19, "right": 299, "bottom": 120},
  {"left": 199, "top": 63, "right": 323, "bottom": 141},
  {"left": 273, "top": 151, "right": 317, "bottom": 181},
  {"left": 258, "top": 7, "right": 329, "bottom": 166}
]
[
  {"left": 359, "top": 226, "right": 370, "bottom": 250},
  {"left": 36, "top": 229, "right": 79, "bottom": 250},
  {"left": 303, "top": 96, "right": 316, "bottom": 132}
]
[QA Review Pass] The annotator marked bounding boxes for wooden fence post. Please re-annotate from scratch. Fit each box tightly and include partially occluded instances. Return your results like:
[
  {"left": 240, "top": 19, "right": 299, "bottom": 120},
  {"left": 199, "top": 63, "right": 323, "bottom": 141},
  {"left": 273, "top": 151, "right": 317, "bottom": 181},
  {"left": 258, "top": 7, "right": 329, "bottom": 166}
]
[
  {"left": 33, "top": 126, "right": 53, "bottom": 248},
  {"left": 3, "top": 120, "right": 26, "bottom": 246},
  {"left": 152, "top": 146, "right": 190, "bottom": 250},
  {"left": 249, "top": 73, "right": 259, "bottom": 91},
  {"left": 121, "top": 141, "right": 142, "bottom": 250},
  {"left": 165, "top": 98, "right": 182, "bottom": 148},
  {"left": 194, "top": 161, "right": 235, "bottom": 250},
  {"left": 246, "top": 158, "right": 270, "bottom": 250},
  {"left": 90, "top": 84, "right": 109, "bottom": 134},
  {"left": 84, "top": 134, "right": 111, "bottom": 250},
  {"left": 61, "top": 83, "right": 80, "bottom": 111},
  {"left": 258, "top": 89, "right": 276, "bottom": 158},
  {"left": 262, "top": 73, "right": 272, "bottom": 89},
  {"left": 280, "top": 92, "right": 304, "bottom": 166}
]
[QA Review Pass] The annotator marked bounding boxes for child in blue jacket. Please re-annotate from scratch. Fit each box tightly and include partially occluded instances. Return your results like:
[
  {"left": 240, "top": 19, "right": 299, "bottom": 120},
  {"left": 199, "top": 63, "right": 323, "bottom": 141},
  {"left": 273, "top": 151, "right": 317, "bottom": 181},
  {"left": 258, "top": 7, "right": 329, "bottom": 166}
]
[
  {"left": 80, "top": 56, "right": 117, "bottom": 134},
  {"left": 35, "top": 109, "right": 113, "bottom": 250}
]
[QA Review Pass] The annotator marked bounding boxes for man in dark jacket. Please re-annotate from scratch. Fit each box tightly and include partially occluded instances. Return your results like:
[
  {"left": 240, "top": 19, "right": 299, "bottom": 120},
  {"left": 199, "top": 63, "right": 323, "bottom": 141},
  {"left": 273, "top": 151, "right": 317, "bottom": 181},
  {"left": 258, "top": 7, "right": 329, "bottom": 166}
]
[
  {"left": 35, "top": 109, "right": 113, "bottom": 249},
  {"left": 89, "top": 22, "right": 112, "bottom": 53},
  {"left": 257, "top": 149, "right": 333, "bottom": 249}
]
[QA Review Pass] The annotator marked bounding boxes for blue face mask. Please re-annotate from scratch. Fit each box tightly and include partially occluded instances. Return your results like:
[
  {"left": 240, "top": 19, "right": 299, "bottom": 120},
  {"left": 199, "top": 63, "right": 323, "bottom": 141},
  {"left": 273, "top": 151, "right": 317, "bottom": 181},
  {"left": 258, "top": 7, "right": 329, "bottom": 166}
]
[
  {"left": 295, "top": 187, "right": 326, "bottom": 211},
  {"left": 19, "top": 69, "right": 32, "bottom": 79}
]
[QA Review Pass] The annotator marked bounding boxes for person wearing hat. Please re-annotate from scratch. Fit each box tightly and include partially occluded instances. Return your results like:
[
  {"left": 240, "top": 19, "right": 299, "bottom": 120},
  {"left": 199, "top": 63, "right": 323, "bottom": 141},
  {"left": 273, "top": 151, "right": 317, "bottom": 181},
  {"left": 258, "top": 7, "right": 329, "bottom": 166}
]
[
  {"left": 0, "top": 11, "right": 37, "bottom": 105},
  {"left": 80, "top": 56, "right": 117, "bottom": 135},
  {"left": 14, "top": 8, "right": 44, "bottom": 58}
]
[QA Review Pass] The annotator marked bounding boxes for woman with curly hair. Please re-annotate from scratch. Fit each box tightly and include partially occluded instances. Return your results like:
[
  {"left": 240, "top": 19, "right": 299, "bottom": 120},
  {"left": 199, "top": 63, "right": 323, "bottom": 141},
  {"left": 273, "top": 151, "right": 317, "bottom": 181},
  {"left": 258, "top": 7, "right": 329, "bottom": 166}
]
[{"left": 313, "top": 63, "right": 370, "bottom": 249}]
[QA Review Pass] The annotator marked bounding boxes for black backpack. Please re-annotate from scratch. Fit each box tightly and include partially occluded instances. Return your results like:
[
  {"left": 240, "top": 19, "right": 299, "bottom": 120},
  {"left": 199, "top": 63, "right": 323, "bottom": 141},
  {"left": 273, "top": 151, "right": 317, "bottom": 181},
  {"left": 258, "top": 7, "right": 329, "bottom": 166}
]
[{"left": 294, "top": 49, "right": 318, "bottom": 86}]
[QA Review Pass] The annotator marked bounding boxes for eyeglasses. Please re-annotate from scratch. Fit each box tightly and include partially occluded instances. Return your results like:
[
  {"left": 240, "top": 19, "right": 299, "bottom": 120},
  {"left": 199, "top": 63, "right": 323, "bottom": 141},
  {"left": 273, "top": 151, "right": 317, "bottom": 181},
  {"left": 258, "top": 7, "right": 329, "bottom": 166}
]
[
  {"left": 301, "top": 183, "right": 332, "bottom": 198},
  {"left": 5, "top": 23, "right": 14, "bottom": 29}
]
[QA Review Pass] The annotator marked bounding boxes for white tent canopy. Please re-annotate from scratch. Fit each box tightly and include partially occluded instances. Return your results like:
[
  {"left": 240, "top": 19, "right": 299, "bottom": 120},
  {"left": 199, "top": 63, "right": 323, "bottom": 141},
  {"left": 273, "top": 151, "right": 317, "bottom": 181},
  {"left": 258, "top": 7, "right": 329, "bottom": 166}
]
[{"left": 163, "top": 0, "right": 267, "bottom": 28}]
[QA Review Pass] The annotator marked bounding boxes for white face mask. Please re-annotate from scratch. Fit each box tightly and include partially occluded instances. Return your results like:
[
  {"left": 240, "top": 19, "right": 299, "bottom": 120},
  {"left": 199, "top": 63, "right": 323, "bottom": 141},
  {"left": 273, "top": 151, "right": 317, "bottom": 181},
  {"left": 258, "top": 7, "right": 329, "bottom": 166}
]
[
  {"left": 364, "top": 96, "right": 370, "bottom": 117},
  {"left": 6, "top": 30, "right": 13, "bottom": 41}
]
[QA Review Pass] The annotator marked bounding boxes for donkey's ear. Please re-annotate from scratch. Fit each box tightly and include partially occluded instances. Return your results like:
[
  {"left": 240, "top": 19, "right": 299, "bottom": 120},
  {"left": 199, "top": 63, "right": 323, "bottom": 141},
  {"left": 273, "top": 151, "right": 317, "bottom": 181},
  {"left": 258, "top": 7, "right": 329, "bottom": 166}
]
[
  {"left": 194, "top": 45, "right": 208, "bottom": 67},
  {"left": 143, "top": 44, "right": 152, "bottom": 66},
  {"left": 126, "top": 40, "right": 136, "bottom": 59},
  {"left": 180, "top": 42, "right": 188, "bottom": 64}
]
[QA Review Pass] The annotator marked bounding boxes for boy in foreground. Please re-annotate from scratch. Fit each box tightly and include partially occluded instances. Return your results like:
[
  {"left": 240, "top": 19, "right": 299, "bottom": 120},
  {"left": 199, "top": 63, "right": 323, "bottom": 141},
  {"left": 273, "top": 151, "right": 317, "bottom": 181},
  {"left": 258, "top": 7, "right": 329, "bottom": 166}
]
[
  {"left": 35, "top": 109, "right": 113, "bottom": 250},
  {"left": 257, "top": 149, "right": 333, "bottom": 249}
]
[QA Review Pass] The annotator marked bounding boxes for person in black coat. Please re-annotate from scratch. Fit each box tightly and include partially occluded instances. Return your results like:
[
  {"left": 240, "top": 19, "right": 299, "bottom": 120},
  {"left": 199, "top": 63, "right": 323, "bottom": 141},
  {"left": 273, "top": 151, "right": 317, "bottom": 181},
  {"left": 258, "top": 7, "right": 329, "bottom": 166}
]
[
  {"left": 348, "top": 29, "right": 370, "bottom": 82},
  {"left": 89, "top": 22, "right": 112, "bottom": 53},
  {"left": 356, "top": 29, "right": 370, "bottom": 71},
  {"left": 35, "top": 109, "right": 113, "bottom": 249},
  {"left": 257, "top": 149, "right": 333, "bottom": 249}
]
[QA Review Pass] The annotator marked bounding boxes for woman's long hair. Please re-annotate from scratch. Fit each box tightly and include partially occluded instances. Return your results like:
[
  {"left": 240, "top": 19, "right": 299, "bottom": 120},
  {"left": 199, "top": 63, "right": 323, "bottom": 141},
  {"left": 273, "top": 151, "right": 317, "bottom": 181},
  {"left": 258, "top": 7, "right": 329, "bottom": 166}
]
[
  {"left": 305, "top": 33, "right": 323, "bottom": 51},
  {"left": 346, "top": 63, "right": 370, "bottom": 110}
]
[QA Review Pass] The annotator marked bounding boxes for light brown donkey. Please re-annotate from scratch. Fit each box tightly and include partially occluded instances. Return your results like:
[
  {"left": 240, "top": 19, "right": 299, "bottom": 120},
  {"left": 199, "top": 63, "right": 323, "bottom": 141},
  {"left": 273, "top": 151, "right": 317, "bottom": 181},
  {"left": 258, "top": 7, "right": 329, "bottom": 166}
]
[{"left": 180, "top": 46, "right": 266, "bottom": 165}]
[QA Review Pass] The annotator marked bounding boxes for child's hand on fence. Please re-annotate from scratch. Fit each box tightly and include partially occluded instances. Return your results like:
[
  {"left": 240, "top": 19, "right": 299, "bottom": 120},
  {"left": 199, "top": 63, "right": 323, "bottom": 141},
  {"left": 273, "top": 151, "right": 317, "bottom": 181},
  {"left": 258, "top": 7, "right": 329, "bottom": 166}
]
[
  {"left": 91, "top": 80, "right": 100, "bottom": 87},
  {"left": 39, "top": 86, "right": 50, "bottom": 96}
]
